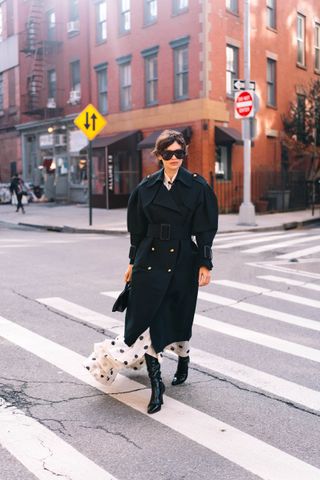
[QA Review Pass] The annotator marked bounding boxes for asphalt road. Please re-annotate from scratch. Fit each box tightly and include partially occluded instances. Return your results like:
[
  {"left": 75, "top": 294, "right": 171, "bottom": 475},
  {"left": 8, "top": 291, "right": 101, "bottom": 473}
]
[{"left": 0, "top": 224, "right": 320, "bottom": 480}]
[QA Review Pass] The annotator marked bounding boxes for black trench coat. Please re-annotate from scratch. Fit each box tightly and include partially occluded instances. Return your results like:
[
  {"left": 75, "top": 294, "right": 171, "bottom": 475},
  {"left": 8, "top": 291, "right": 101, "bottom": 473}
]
[{"left": 124, "top": 166, "right": 218, "bottom": 353}]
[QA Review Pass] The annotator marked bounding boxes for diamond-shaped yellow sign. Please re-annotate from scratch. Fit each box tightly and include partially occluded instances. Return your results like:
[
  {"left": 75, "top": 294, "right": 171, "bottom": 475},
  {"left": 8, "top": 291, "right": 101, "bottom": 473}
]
[{"left": 74, "top": 104, "right": 107, "bottom": 141}]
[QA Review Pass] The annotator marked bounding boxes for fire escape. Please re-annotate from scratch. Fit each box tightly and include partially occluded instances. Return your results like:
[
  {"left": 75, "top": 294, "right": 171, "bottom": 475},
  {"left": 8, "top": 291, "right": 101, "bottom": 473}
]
[{"left": 21, "top": 0, "right": 63, "bottom": 118}]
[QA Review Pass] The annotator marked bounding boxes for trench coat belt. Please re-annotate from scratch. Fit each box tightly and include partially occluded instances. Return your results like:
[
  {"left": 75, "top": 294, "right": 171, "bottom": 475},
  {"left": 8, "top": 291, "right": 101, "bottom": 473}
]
[{"left": 146, "top": 223, "right": 191, "bottom": 241}]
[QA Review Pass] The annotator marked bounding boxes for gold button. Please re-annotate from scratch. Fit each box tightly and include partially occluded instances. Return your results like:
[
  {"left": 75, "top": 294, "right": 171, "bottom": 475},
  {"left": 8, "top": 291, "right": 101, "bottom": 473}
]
[
  {"left": 148, "top": 266, "right": 152, "bottom": 270},
  {"left": 151, "top": 247, "right": 155, "bottom": 251},
  {"left": 170, "top": 248, "right": 175, "bottom": 253},
  {"left": 168, "top": 269, "right": 172, "bottom": 272}
]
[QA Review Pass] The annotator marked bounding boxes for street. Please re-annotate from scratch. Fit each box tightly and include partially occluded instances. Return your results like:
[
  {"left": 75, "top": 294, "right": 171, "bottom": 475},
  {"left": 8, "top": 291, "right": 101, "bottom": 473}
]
[{"left": 0, "top": 223, "right": 320, "bottom": 480}]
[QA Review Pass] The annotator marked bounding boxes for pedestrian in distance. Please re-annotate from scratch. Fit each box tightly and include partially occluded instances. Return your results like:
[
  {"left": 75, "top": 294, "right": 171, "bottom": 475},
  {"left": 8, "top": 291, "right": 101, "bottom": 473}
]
[
  {"left": 10, "top": 173, "right": 27, "bottom": 214},
  {"left": 84, "top": 129, "right": 218, "bottom": 414}
]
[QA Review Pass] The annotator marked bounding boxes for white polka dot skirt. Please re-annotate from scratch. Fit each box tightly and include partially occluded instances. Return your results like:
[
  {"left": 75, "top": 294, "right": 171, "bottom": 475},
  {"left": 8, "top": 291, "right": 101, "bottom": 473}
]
[{"left": 83, "top": 329, "right": 190, "bottom": 386}]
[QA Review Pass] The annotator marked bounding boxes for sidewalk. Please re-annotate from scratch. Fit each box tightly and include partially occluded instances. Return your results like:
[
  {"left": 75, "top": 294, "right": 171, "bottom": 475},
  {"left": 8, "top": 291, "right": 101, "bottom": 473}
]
[{"left": 0, "top": 202, "right": 319, "bottom": 234}]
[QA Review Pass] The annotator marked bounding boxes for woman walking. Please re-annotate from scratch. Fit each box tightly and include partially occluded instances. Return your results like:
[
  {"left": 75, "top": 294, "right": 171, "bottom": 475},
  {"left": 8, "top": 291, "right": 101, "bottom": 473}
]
[
  {"left": 10, "top": 173, "right": 26, "bottom": 214},
  {"left": 85, "top": 129, "right": 218, "bottom": 414}
]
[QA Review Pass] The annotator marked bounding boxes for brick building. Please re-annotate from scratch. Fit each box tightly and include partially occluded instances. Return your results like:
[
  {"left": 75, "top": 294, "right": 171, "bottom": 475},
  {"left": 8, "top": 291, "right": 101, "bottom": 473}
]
[{"left": 0, "top": 0, "right": 319, "bottom": 209}]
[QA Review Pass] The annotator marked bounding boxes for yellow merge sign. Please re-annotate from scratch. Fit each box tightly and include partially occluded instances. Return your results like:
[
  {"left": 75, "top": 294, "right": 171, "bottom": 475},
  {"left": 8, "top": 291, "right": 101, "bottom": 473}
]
[{"left": 74, "top": 104, "right": 107, "bottom": 141}]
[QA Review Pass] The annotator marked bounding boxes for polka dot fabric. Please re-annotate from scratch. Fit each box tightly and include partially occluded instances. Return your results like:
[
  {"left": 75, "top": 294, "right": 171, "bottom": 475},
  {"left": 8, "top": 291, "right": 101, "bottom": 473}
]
[{"left": 83, "top": 328, "right": 190, "bottom": 385}]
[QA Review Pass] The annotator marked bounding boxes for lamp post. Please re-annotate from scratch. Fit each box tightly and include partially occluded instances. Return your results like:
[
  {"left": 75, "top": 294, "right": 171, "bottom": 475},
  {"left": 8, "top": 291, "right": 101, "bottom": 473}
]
[{"left": 238, "top": 0, "right": 256, "bottom": 225}]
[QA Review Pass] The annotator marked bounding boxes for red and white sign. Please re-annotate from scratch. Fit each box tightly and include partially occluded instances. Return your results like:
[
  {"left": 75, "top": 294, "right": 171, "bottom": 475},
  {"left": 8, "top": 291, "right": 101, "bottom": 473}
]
[{"left": 234, "top": 90, "right": 254, "bottom": 119}]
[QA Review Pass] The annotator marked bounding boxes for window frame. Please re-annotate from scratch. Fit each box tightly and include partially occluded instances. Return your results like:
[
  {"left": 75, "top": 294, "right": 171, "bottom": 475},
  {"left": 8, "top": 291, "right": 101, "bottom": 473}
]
[
  {"left": 119, "top": 61, "right": 132, "bottom": 111},
  {"left": 0, "top": 4, "right": 3, "bottom": 42},
  {"left": 266, "top": 0, "right": 276, "bottom": 30},
  {"left": 145, "top": 54, "right": 158, "bottom": 106},
  {"left": 119, "top": 0, "right": 131, "bottom": 35},
  {"left": 96, "top": 0, "right": 107, "bottom": 43},
  {"left": 170, "top": 36, "right": 190, "bottom": 101},
  {"left": 297, "top": 93, "right": 306, "bottom": 142},
  {"left": 47, "top": 69, "right": 57, "bottom": 100},
  {"left": 46, "top": 9, "right": 56, "bottom": 41},
  {"left": 315, "top": 22, "right": 320, "bottom": 72},
  {"left": 266, "top": 58, "right": 276, "bottom": 107},
  {"left": 95, "top": 63, "right": 108, "bottom": 114},
  {"left": 226, "top": 0, "right": 238, "bottom": 15},
  {"left": 172, "top": 0, "right": 188, "bottom": 15},
  {"left": 0, "top": 72, "right": 3, "bottom": 111},
  {"left": 144, "top": 0, "right": 157, "bottom": 26},
  {"left": 297, "top": 13, "right": 306, "bottom": 67},
  {"left": 226, "top": 44, "right": 239, "bottom": 97},
  {"left": 70, "top": 59, "right": 81, "bottom": 93}
]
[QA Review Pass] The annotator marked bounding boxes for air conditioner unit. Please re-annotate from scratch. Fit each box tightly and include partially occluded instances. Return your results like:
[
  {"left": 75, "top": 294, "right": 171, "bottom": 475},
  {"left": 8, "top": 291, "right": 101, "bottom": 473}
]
[
  {"left": 67, "top": 20, "right": 80, "bottom": 34},
  {"left": 55, "top": 134, "right": 67, "bottom": 146},
  {"left": 68, "top": 89, "right": 81, "bottom": 105},
  {"left": 47, "top": 98, "right": 56, "bottom": 109}
]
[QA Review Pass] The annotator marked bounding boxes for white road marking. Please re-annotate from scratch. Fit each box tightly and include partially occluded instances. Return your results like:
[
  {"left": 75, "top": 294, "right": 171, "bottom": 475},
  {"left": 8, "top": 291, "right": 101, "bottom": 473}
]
[
  {"left": 0, "top": 316, "right": 320, "bottom": 480},
  {"left": 277, "top": 245, "right": 320, "bottom": 259},
  {"left": 214, "top": 279, "right": 320, "bottom": 309},
  {"left": 213, "top": 231, "right": 284, "bottom": 243},
  {"left": 197, "top": 291, "right": 320, "bottom": 332},
  {"left": 215, "top": 232, "right": 305, "bottom": 249},
  {"left": 247, "top": 261, "right": 320, "bottom": 280},
  {"left": 39, "top": 297, "right": 320, "bottom": 409},
  {"left": 257, "top": 275, "right": 320, "bottom": 292},
  {"left": 0, "top": 398, "right": 118, "bottom": 480},
  {"left": 242, "top": 234, "right": 320, "bottom": 254}
]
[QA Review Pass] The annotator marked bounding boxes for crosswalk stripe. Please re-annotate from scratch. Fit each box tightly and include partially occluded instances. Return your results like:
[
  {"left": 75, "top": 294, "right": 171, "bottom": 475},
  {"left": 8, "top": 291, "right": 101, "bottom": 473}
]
[
  {"left": 277, "top": 244, "right": 320, "bottom": 259},
  {"left": 39, "top": 297, "right": 320, "bottom": 406},
  {"left": 1, "top": 315, "right": 320, "bottom": 480},
  {"left": 247, "top": 261, "right": 320, "bottom": 280},
  {"left": 214, "top": 231, "right": 284, "bottom": 244},
  {"left": 215, "top": 280, "right": 320, "bottom": 309},
  {"left": 0, "top": 398, "right": 117, "bottom": 480},
  {"left": 198, "top": 291, "right": 320, "bottom": 332},
  {"left": 99, "top": 292, "right": 320, "bottom": 362},
  {"left": 257, "top": 275, "right": 320, "bottom": 292},
  {"left": 242, "top": 234, "right": 320, "bottom": 254},
  {"left": 215, "top": 232, "right": 305, "bottom": 249}
]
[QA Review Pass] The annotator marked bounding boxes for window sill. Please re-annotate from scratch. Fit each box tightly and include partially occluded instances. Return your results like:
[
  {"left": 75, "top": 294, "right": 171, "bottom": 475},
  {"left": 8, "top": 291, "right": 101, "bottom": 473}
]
[
  {"left": 296, "top": 62, "right": 307, "bottom": 70},
  {"left": 266, "top": 104, "right": 277, "bottom": 110},
  {"left": 145, "top": 102, "right": 159, "bottom": 108},
  {"left": 226, "top": 94, "right": 235, "bottom": 100},
  {"left": 173, "top": 96, "right": 190, "bottom": 103},
  {"left": 314, "top": 69, "right": 320, "bottom": 76},
  {"left": 96, "top": 39, "right": 107, "bottom": 46},
  {"left": 171, "top": 8, "right": 189, "bottom": 17},
  {"left": 266, "top": 26, "right": 277, "bottom": 33},
  {"left": 118, "top": 30, "right": 131, "bottom": 38},
  {"left": 68, "top": 31, "right": 80, "bottom": 39},
  {"left": 143, "top": 20, "right": 157, "bottom": 28},
  {"left": 226, "top": 8, "right": 239, "bottom": 17}
]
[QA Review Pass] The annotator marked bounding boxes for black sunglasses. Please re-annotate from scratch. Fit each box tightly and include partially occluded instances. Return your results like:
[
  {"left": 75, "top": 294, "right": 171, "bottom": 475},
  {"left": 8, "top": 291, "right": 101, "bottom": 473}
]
[{"left": 161, "top": 149, "right": 186, "bottom": 160}]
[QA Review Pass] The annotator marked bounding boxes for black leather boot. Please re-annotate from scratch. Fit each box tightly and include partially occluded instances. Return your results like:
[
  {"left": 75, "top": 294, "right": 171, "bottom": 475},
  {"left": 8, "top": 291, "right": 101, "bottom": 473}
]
[
  {"left": 145, "top": 353, "right": 165, "bottom": 414},
  {"left": 172, "top": 356, "right": 190, "bottom": 386}
]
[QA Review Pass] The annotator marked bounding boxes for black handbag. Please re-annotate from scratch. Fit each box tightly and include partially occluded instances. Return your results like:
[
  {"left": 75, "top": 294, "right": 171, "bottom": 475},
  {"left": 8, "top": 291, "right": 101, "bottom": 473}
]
[{"left": 112, "top": 282, "right": 131, "bottom": 312}]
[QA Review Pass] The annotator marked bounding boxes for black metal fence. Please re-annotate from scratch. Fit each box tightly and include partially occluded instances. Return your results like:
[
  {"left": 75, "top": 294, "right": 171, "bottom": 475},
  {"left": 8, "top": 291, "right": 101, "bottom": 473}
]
[{"left": 213, "top": 171, "right": 319, "bottom": 214}]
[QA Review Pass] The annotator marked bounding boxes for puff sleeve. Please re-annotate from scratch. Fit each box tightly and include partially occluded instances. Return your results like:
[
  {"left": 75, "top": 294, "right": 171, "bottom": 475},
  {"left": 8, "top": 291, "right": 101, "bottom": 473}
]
[
  {"left": 127, "top": 186, "right": 148, "bottom": 264},
  {"left": 191, "top": 183, "right": 219, "bottom": 270}
]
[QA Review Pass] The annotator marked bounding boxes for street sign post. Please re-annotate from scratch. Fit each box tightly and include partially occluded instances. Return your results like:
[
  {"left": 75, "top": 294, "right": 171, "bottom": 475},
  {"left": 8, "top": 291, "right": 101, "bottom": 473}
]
[
  {"left": 234, "top": 90, "right": 254, "bottom": 119},
  {"left": 233, "top": 79, "right": 256, "bottom": 91},
  {"left": 74, "top": 104, "right": 107, "bottom": 226}
]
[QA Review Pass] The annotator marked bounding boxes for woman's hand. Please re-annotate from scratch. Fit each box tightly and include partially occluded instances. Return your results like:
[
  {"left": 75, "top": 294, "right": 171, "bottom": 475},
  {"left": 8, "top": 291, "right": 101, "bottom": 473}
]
[
  {"left": 198, "top": 266, "right": 211, "bottom": 287},
  {"left": 124, "top": 264, "right": 133, "bottom": 283}
]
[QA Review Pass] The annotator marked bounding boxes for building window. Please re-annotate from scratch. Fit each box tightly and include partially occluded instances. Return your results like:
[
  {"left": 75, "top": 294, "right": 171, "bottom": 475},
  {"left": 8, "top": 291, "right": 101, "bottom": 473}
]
[
  {"left": 69, "top": 0, "right": 79, "bottom": 21},
  {"left": 315, "top": 23, "right": 320, "bottom": 71},
  {"left": 170, "top": 37, "right": 190, "bottom": 101},
  {"left": 226, "top": 44, "right": 239, "bottom": 96},
  {"left": 267, "top": 58, "right": 276, "bottom": 106},
  {"left": 8, "top": 69, "right": 16, "bottom": 107},
  {"left": 297, "top": 14, "right": 305, "bottom": 66},
  {"left": 119, "top": 62, "right": 132, "bottom": 111},
  {"left": 226, "top": 0, "right": 238, "bottom": 14},
  {"left": 215, "top": 146, "right": 231, "bottom": 181},
  {"left": 120, "top": 0, "right": 130, "bottom": 34},
  {"left": 173, "top": 0, "right": 188, "bottom": 14},
  {"left": 96, "top": 1, "right": 107, "bottom": 43},
  {"left": 70, "top": 60, "right": 81, "bottom": 96},
  {"left": 266, "top": 0, "right": 276, "bottom": 29},
  {"left": 96, "top": 64, "right": 108, "bottom": 114},
  {"left": 47, "top": 69, "right": 57, "bottom": 100},
  {"left": 46, "top": 10, "right": 56, "bottom": 41},
  {"left": 0, "top": 73, "right": 3, "bottom": 111},
  {"left": 145, "top": 55, "right": 158, "bottom": 106},
  {"left": 297, "top": 94, "right": 306, "bottom": 142},
  {"left": 144, "top": 0, "right": 157, "bottom": 25}
]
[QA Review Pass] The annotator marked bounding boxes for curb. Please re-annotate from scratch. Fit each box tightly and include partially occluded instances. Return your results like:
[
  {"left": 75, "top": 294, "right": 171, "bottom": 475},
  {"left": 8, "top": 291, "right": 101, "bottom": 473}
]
[{"left": 17, "top": 222, "right": 128, "bottom": 235}]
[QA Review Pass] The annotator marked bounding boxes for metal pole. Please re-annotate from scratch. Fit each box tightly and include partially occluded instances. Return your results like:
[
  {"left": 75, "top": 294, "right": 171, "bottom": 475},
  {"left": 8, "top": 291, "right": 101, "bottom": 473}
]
[
  {"left": 238, "top": 0, "right": 256, "bottom": 225},
  {"left": 88, "top": 140, "right": 93, "bottom": 226}
]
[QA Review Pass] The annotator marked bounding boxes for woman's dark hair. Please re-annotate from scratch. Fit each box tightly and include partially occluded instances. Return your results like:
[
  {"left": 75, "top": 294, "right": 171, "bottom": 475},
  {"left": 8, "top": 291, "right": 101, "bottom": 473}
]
[{"left": 152, "top": 129, "right": 186, "bottom": 156}]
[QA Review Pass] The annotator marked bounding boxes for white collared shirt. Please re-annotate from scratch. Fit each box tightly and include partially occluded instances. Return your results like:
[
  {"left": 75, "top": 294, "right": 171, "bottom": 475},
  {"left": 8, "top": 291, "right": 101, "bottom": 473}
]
[{"left": 163, "top": 171, "right": 178, "bottom": 190}]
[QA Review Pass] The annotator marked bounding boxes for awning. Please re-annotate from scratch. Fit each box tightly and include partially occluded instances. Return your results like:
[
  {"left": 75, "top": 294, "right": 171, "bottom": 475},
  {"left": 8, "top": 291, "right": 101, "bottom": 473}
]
[
  {"left": 80, "top": 130, "right": 140, "bottom": 153},
  {"left": 137, "top": 126, "right": 192, "bottom": 150},
  {"left": 215, "top": 126, "right": 242, "bottom": 145}
]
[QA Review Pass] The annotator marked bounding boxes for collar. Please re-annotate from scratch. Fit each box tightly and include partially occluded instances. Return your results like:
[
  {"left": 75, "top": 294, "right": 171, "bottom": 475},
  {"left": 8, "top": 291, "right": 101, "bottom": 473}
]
[
  {"left": 146, "top": 167, "right": 192, "bottom": 188},
  {"left": 164, "top": 170, "right": 178, "bottom": 187}
]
